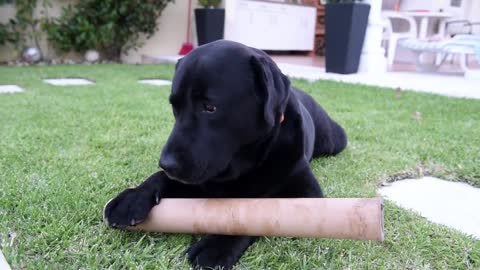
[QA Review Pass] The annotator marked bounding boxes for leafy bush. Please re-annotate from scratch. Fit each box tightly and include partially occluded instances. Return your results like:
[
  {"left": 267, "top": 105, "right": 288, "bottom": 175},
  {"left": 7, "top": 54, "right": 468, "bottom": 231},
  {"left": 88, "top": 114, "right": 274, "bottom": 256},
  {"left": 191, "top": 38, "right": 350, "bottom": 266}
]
[
  {"left": 44, "top": 0, "right": 174, "bottom": 60},
  {"left": 0, "top": 23, "right": 18, "bottom": 46}
]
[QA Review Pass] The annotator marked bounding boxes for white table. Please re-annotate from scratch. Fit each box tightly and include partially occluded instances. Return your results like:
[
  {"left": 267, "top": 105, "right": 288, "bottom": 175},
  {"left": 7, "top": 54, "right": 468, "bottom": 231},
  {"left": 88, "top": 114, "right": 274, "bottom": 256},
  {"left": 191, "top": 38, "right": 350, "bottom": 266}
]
[{"left": 383, "top": 11, "right": 453, "bottom": 40}]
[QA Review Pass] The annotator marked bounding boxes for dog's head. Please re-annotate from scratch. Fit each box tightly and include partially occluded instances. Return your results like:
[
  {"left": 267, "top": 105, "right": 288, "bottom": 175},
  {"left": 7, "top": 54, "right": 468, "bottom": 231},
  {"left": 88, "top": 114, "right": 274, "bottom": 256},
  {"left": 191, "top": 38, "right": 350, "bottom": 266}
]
[{"left": 159, "top": 40, "right": 290, "bottom": 184}]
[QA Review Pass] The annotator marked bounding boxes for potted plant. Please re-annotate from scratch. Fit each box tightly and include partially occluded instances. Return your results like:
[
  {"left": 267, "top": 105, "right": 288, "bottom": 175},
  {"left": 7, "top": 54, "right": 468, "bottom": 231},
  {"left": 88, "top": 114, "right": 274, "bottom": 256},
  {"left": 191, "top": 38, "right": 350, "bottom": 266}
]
[
  {"left": 195, "top": 0, "right": 224, "bottom": 46},
  {"left": 324, "top": 0, "right": 370, "bottom": 74}
]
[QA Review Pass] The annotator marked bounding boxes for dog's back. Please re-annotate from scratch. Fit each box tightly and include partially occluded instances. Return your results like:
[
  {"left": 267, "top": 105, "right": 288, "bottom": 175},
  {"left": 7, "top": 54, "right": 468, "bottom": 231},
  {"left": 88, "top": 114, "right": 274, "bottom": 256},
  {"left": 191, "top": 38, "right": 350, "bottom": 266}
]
[{"left": 291, "top": 87, "right": 347, "bottom": 158}]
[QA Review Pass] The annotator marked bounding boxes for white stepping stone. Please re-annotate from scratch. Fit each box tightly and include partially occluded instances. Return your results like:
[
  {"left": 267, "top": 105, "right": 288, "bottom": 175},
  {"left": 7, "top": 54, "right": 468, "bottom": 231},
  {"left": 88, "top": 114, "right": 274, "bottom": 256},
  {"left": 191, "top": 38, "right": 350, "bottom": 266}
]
[
  {"left": 379, "top": 177, "right": 480, "bottom": 239},
  {"left": 43, "top": 78, "right": 94, "bottom": 86},
  {"left": 138, "top": 79, "right": 172, "bottom": 86},
  {"left": 0, "top": 249, "right": 11, "bottom": 270},
  {"left": 0, "top": 85, "right": 24, "bottom": 93}
]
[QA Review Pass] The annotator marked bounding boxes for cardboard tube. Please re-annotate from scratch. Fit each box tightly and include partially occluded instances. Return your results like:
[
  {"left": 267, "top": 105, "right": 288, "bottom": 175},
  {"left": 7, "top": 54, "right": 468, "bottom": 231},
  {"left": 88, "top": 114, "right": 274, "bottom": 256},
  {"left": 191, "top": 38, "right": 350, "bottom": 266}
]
[{"left": 127, "top": 198, "right": 384, "bottom": 241}]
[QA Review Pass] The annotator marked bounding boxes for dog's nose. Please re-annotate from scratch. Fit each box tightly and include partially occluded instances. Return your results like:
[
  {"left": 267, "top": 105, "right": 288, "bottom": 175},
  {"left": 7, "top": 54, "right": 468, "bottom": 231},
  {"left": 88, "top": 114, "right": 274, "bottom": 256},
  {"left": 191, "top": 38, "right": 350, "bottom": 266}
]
[{"left": 159, "top": 155, "right": 181, "bottom": 178}]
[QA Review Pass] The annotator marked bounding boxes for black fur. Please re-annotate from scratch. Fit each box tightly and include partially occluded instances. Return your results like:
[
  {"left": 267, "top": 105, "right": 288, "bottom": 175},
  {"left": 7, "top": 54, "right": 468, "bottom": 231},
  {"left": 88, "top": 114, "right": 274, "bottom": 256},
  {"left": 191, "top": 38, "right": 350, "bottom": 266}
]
[{"left": 104, "top": 40, "right": 347, "bottom": 269}]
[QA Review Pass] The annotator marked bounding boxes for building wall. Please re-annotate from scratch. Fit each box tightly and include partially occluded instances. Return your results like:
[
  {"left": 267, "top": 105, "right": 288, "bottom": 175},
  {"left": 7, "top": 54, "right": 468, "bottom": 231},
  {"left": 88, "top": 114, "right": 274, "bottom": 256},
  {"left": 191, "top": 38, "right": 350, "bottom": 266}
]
[
  {"left": 0, "top": 3, "right": 18, "bottom": 62},
  {"left": 121, "top": 1, "right": 197, "bottom": 64},
  {"left": 467, "top": 0, "right": 480, "bottom": 34},
  {"left": 0, "top": 1, "right": 197, "bottom": 63}
]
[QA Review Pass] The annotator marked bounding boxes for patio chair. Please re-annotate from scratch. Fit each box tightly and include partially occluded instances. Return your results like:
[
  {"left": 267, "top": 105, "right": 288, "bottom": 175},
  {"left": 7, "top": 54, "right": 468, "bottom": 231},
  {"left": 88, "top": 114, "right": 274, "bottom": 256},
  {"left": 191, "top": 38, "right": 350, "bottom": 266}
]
[
  {"left": 445, "top": 20, "right": 480, "bottom": 37},
  {"left": 398, "top": 34, "right": 480, "bottom": 73},
  {"left": 382, "top": 13, "right": 418, "bottom": 66}
]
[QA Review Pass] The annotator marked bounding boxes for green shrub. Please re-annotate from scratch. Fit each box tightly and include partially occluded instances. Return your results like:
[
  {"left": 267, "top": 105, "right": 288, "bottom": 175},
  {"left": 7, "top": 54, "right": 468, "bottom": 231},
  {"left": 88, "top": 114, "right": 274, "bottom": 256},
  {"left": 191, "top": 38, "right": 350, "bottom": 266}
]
[
  {"left": 44, "top": 0, "right": 174, "bottom": 61},
  {"left": 0, "top": 23, "right": 18, "bottom": 46}
]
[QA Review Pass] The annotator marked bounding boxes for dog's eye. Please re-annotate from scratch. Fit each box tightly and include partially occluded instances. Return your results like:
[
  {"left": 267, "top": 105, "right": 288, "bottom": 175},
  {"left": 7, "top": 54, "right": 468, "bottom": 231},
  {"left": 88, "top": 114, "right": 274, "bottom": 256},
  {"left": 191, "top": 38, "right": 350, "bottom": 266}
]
[{"left": 203, "top": 103, "right": 216, "bottom": 113}]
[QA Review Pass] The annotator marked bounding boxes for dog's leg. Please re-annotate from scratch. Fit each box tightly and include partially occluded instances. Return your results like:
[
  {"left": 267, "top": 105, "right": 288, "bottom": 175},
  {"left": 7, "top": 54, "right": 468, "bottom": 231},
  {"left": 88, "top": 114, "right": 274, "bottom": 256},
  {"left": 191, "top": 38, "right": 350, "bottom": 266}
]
[
  {"left": 187, "top": 235, "right": 257, "bottom": 270},
  {"left": 273, "top": 161, "right": 323, "bottom": 198},
  {"left": 104, "top": 171, "right": 200, "bottom": 228},
  {"left": 186, "top": 161, "right": 322, "bottom": 269}
]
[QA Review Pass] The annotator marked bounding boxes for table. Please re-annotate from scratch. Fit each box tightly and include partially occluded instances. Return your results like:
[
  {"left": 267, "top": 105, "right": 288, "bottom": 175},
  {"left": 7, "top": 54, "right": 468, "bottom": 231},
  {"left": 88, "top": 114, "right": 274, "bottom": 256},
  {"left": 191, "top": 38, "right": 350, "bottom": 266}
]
[{"left": 383, "top": 11, "right": 453, "bottom": 40}]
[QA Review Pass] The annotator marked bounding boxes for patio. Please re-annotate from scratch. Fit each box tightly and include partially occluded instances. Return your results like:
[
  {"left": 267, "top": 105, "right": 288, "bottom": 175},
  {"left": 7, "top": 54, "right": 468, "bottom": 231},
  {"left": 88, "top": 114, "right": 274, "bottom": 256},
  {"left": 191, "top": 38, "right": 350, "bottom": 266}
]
[
  {"left": 273, "top": 58, "right": 480, "bottom": 100},
  {"left": 143, "top": 54, "right": 480, "bottom": 99}
]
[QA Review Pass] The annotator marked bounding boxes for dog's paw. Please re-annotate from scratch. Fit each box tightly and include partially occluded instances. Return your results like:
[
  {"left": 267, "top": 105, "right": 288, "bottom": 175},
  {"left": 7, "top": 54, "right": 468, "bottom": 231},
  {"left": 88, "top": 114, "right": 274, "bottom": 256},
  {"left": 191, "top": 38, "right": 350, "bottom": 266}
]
[
  {"left": 103, "top": 187, "right": 160, "bottom": 229},
  {"left": 187, "top": 235, "right": 247, "bottom": 270}
]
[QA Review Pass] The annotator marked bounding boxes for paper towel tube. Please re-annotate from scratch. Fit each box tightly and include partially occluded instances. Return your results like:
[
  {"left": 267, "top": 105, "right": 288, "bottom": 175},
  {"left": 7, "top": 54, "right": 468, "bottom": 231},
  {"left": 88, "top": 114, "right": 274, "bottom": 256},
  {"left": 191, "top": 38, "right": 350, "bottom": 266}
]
[{"left": 126, "top": 198, "right": 384, "bottom": 241}]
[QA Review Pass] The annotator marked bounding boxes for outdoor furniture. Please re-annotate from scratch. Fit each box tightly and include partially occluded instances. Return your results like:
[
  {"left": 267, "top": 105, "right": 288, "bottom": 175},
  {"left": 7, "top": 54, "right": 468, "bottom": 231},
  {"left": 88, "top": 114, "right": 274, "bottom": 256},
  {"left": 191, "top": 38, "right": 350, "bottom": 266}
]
[
  {"left": 382, "top": 11, "right": 453, "bottom": 66},
  {"left": 383, "top": 11, "right": 453, "bottom": 39},
  {"left": 406, "top": 11, "right": 453, "bottom": 40},
  {"left": 382, "top": 12, "right": 418, "bottom": 66},
  {"left": 398, "top": 34, "right": 480, "bottom": 73},
  {"left": 446, "top": 20, "right": 480, "bottom": 36}
]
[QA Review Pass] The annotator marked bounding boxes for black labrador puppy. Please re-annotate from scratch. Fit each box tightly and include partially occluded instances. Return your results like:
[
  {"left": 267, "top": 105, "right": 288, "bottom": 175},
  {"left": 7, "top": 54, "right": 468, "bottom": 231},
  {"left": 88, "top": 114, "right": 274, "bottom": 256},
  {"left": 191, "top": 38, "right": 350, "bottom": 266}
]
[{"left": 104, "top": 40, "right": 347, "bottom": 269}]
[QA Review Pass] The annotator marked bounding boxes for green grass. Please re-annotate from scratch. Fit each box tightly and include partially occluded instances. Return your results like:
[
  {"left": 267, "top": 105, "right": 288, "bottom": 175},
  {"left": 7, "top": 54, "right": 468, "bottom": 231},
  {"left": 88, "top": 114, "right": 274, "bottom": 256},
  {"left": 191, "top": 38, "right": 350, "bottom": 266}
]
[{"left": 0, "top": 64, "right": 479, "bottom": 269}]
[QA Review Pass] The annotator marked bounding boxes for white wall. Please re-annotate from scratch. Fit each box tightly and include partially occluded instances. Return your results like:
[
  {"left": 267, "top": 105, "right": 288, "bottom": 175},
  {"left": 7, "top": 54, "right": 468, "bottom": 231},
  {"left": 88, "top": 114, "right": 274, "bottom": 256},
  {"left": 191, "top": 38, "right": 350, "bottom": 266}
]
[
  {"left": 122, "top": 1, "right": 198, "bottom": 63},
  {"left": 467, "top": 0, "right": 480, "bottom": 34}
]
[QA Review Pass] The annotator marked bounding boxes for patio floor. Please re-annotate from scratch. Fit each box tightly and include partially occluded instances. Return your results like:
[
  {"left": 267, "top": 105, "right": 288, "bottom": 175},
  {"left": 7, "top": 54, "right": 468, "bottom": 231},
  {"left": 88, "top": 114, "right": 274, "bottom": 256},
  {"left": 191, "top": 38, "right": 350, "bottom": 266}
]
[
  {"left": 276, "top": 63, "right": 480, "bottom": 99},
  {"left": 143, "top": 54, "right": 479, "bottom": 99}
]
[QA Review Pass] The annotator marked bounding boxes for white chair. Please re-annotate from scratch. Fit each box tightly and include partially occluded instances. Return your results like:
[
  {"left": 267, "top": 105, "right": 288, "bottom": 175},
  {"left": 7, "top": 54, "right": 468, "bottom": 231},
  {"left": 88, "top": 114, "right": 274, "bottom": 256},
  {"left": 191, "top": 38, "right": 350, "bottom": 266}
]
[
  {"left": 399, "top": 34, "right": 480, "bottom": 73},
  {"left": 383, "top": 13, "right": 418, "bottom": 66}
]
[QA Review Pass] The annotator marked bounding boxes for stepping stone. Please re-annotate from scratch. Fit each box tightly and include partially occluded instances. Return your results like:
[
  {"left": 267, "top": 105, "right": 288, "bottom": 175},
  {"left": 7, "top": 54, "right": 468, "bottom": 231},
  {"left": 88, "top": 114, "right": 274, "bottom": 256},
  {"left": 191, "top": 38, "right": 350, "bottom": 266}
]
[
  {"left": 43, "top": 78, "right": 94, "bottom": 86},
  {"left": 379, "top": 177, "right": 480, "bottom": 239},
  {"left": 0, "top": 85, "right": 24, "bottom": 93},
  {"left": 0, "top": 249, "right": 11, "bottom": 270},
  {"left": 138, "top": 79, "right": 172, "bottom": 86}
]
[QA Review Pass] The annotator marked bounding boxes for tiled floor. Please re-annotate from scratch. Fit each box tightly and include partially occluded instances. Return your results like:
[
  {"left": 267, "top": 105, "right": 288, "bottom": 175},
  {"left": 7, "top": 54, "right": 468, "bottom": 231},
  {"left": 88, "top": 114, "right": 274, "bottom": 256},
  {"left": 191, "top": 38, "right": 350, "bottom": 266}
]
[
  {"left": 276, "top": 63, "right": 480, "bottom": 99},
  {"left": 271, "top": 55, "right": 325, "bottom": 68},
  {"left": 270, "top": 55, "right": 480, "bottom": 73},
  {"left": 142, "top": 54, "right": 479, "bottom": 99}
]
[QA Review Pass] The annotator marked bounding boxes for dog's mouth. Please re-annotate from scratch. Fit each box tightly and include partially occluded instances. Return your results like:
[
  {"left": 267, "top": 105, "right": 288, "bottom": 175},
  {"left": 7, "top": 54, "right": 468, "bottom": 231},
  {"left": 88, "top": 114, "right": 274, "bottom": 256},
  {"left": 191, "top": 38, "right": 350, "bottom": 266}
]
[
  {"left": 166, "top": 164, "right": 233, "bottom": 185},
  {"left": 164, "top": 169, "right": 211, "bottom": 185},
  {"left": 163, "top": 171, "right": 194, "bottom": 185}
]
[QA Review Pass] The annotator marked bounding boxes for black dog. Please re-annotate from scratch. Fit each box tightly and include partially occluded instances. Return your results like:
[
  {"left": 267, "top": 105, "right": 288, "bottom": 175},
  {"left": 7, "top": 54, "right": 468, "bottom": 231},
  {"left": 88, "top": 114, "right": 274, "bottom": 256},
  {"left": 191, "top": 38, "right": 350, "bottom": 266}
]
[{"left": 104, "top": 40, "right": 347, "bottom": 269}]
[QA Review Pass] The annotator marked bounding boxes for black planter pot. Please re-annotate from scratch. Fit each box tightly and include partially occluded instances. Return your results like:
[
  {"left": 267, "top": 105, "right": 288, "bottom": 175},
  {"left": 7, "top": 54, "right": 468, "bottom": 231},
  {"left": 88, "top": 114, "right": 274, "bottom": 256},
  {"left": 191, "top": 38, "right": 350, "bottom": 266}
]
[
  {"left": 325, "top": 3, "right": 370, "bottom": 74},
  {"left": 195, "top": 8, "right": 225, "bottom": 46}
]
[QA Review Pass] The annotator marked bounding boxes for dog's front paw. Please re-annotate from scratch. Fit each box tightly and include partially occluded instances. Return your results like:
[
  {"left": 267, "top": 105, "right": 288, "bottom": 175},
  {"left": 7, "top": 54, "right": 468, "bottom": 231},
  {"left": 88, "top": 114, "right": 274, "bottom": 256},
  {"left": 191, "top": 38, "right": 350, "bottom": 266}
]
[{"left": 103, "top": 187, "right": 160, "bottom": 229}]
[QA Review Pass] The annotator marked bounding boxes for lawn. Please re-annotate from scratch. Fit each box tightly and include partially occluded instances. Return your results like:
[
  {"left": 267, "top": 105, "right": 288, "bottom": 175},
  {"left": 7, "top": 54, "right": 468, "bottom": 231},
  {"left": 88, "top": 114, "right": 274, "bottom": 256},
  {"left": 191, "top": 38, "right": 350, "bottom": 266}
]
[{"left": 0, "top": 64, "right": 479, "bottom": 269}]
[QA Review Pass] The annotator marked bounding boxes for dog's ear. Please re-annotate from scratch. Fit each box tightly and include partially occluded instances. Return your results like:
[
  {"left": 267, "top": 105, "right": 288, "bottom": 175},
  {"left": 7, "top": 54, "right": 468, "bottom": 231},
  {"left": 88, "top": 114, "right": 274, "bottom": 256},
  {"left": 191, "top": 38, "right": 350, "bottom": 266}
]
[
  {"left": 175, "top": 58, "right": 183, "bottom": 70},
  {"left": 250, "top": 55, "right": 290, "bottom": 128}
]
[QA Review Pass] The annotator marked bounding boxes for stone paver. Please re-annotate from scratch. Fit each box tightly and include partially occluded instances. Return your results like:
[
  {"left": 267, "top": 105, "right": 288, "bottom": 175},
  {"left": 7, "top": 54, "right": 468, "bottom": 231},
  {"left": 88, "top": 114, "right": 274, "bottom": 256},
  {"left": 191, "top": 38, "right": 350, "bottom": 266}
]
[
  {"left": 378, "top": 177, "right": 480, "bottom": 239},
  {"left": 0, "top": 249, "right": 11, "bottom": 270},
  {"left": 276, "top": 63, "right": 480, "bottom": 100},
  {"left": 138, "top": 79, "right": 172, "bottom": 86},
  {"left": 0, "top": 85, "right": 24, "bottom": 93},
  {"left": 43, "top": 78, "right": 94, "bottom": 86}
]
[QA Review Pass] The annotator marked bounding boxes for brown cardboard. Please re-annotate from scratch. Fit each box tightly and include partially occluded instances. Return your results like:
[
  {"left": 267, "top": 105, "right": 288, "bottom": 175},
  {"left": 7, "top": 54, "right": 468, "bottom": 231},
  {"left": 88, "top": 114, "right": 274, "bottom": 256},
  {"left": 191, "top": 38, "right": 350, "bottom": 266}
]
[{"left": 125, "top": 198, "right": 384, "bottom": 241}]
